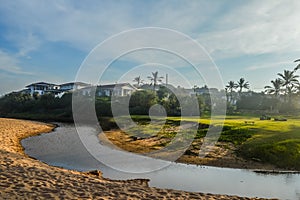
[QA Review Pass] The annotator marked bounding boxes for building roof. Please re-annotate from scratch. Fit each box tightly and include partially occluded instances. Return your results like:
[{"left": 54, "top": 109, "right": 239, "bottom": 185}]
[
  {"left": 59, "top": 82, "right": 90, "bottom": 87},
  {"left": 25, "top": 82, "right": 55, "bottom": 88},
  {"left": 97, "top": 83, "right": 137, "bottom": 89}
]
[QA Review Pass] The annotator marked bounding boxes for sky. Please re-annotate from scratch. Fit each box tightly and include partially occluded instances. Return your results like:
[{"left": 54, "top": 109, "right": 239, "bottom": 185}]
[{"left": 1, "top": 0, "right": 300, "bottom": 95}]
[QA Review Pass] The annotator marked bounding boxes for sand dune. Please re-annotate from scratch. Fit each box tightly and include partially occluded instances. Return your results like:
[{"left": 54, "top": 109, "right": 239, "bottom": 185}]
[{"left": 0, "top": 118, "right": 276, "bottom": 199}]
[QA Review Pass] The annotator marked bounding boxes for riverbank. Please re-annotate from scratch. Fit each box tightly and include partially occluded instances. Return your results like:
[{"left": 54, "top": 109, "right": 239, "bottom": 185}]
[
  {"left": 103, "top": 115, "right": 300, "bottom": 171},
  {"left": 103, "top": 129, "right": 281, "bottom": 171},
  {"left": 0, "top": 118, "right": 275, "bottom": 199}
]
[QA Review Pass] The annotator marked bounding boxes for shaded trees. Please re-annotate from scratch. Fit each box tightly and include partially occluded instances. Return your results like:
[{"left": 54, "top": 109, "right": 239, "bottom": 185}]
[
  {"left": 0, "top": 92, "right": 73, "bottom": 121},
  {"left": 262, "top": 59, "right": 300, "bottom": 113},
  {"left": 129, "top": 90, "right": 157, "bottom": 115},
  {"left": 277, "top": 70, "right": 299, "bottom": 96},
  {"left": 225, "top": 81, "right": 237, "bottom": 104},
  {"left": 264, "top": 78, "right": 283, "bottom": 97}
]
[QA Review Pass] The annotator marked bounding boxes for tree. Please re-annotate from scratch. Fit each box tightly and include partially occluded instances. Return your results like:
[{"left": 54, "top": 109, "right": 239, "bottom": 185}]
[
  {"left": 129, "top": 90, "right": 157, "bottom": 115},
  {"left": 161, "top": 93, "right": 180, "bottom": 116},
  {"left": 133, "top": 76, "right": 144, "bottom": 87},
  {"left": 236, "top": 93, "right": 263, "bottom": 110},
  {"left": 237, "top": 78, "right": 250, "bottom": 94},
  {"left": 156, "top": 86, "right": 170, "bottom": 101},
  {"left": 226, "top": 81, "right": 237, "bottom": 93},
  {"left": 225, "top": 81, "right": 237, "bottom": 103},
  {"left": 277, "top": 70, "right": 299, "bottom": 96},
  {"left": 264, "top": 78, "right": 283, "bottom": 97},
  {"left": 147, "top": 71, "right": 163, "bottom": 91}
]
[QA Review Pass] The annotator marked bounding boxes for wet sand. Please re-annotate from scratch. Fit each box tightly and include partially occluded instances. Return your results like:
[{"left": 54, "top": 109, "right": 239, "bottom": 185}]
[{"left": 0, "top": 118, "right": 276, "bottom": 199}]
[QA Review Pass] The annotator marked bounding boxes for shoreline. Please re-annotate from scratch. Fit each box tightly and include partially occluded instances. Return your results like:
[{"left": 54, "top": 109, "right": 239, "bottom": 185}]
[
  {"left": 0, "top": 118, "right": 276, "bottom": 199},
  {"left": 103, "top": 129, "right": 298, "bottom": 173}
]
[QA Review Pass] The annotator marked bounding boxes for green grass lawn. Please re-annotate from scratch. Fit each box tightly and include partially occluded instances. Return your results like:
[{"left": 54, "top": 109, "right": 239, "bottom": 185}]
[
  {"left": 117, "top": 115, "right": 300, "bottom": 170},
  {"left": 130, "top": 116, "right": 300, "bottom": 170},
  {"left": 168, "top": 115, "right": 300, "bottom": 170},
  {"left": 237, "top": 118, "right": 300, "bottom": 170}
]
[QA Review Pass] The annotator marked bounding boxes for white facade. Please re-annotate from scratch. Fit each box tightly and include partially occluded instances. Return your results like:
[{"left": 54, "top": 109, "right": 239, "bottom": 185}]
[
  {"left": 26, "top": 82, "right": 60, "bottom": 96},
  {"left": 24, "top": 82, "right": 135, "bottom": 97},
  {"left": 60, "top": 82, "right": 90, "bottom": 91},
  {"left": 97, "top": 83, "right": 137, "bottom": 97}
]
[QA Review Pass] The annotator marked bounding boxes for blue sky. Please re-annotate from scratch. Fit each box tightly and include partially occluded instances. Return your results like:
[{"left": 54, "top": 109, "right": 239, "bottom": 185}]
[{"left": 0, "top": 0, "right": 300, "bottom": 95}]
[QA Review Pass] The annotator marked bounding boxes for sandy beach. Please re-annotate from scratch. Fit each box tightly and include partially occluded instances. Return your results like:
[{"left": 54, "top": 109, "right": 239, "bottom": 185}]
[{"left": 0, "top": 118, "right": 276, "bottom": 199}]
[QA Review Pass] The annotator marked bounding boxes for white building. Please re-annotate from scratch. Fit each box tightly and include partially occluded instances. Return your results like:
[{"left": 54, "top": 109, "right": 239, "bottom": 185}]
[
  {"left": 26, "top": 82, "right": 60, "bottom": 96},
  {"left": 25, "top": 81, "right": 91, "bottom": 97},
  {"left": 97, "top": 83, "right": 137, "bottom": 97},
  {"left": 59, "top": 82, "right": 91, "bottom": 91},
  {"left": 24, "top": 82, "right": 136, "bottom": 97}
]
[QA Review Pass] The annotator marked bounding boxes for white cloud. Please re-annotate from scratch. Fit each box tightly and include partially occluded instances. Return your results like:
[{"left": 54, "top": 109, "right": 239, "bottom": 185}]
[
  {"left": 0, "top": 50, "right": 33, "bottom": 75},
  {"left": 74, "top": 28, "right": 222, "bottom": 88},
  {"left": 0, "top": 50, "right": 36, "bottom": 94},
  {"left": 246, "top": 61, "right": 292, "bottom": 71},
  {"left": 1, "top": 0, "right": 300, "bottom": 61},
  {"left": 198, "top": 0, "right": 300, "bottom": 59},
  {"left": 1, "top": 0, "right": 300, "bottom": 93},
  {"left": 147, "top": 1, "right": 222, "bottom": 32},
  {"left": 4, "top": 31, "right": 42, "bottom": 57},
  {"left": 0, "top": 1, "right": 135, "bottom": 51},
  {"left": 0, "top": 1, "right": 223, "bottom": 53},
  {"left": 17, "top": 33, "right": 41, "bottom": 57}
]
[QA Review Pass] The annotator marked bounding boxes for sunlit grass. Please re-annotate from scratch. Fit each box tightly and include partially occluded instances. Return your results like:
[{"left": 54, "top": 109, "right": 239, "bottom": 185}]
[{"left": 131, "top": 114, "right": 300, "bottom": 170}]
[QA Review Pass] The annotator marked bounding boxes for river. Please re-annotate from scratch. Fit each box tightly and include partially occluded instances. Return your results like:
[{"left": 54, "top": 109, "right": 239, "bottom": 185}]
[{"left": 21, "top": 124, "right": 300, "bottom": 200}]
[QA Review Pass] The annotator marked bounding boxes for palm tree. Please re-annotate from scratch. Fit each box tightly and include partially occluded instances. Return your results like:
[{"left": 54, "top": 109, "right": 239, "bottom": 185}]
[
  {"left": 133, "top": 76, "right": 143, "bottom": 86},
  {"left": 293, "top": 59, "right": 300, "bottom": 72},
  {"left": 225, "top": 81, "right": 237, "bottom": 103},
  {"left": 147, "top": 71, "right": 163, "bottom": 90},
  {"left": 226, "top": 81, "right": 237, "bottom": 93},
  {"left": 264, "top": 78, "right": 283, "bottom": 97},
  {"left": 237, "top": 78, "right": 250, "bottom": 94},
  {"left": 277, "top": 70, "right": 299, "bottom": 95}
]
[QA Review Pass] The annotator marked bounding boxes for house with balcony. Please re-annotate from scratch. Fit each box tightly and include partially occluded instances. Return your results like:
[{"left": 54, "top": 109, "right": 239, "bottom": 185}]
[
  {"left": 24, "top": 81, "right": 136, "bottom": 97},
  {"left": 26, "top": 82, "right": 60, "bottom": 96},
  {"left": 25, "top": 81, "right": 91, "bottom": 97}
]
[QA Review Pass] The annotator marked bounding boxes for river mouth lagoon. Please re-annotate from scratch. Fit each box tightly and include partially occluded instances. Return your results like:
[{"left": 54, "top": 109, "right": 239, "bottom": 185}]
[{"left": 22, "top": 123, "right": 300, "bottom": 200}]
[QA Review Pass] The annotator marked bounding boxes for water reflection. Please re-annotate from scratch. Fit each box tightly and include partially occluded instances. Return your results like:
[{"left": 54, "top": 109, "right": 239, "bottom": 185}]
[{"left": 22, "top": 124, "right": 300, "bottom": 200}]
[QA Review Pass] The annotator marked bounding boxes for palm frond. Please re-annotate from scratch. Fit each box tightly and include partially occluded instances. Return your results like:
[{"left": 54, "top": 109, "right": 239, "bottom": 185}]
[
  {"left": 293, "top": 64, "right": 300, "bottom": 72},
  {"left": 294, "top": 59, "right": 300, "bottom": 62}
]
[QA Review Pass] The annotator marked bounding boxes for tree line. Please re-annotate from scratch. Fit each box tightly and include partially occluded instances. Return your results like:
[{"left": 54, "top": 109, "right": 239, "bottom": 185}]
[
  {"left": 0, "top": 85, "right": 215, "bottom": 121},
  {"left": 225, "top": 59, "right": 300, "bottom": 113},
  {"left": 2, "top": 61, "right": 300, "bottom": 122}
]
